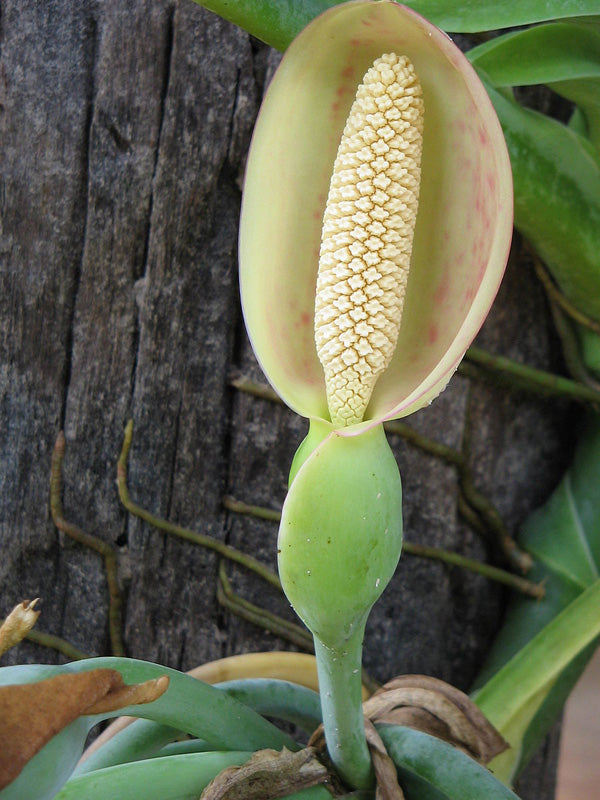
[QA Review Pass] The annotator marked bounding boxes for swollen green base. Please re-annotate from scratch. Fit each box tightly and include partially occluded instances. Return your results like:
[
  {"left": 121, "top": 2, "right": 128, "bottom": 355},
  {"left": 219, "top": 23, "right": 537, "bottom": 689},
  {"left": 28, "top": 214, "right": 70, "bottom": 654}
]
[
  {"left": 279, "top": 423, "right": 402, "bottom": 788},
  {"left": 279, "top": 423, "right": 403, "bottom": 648}
]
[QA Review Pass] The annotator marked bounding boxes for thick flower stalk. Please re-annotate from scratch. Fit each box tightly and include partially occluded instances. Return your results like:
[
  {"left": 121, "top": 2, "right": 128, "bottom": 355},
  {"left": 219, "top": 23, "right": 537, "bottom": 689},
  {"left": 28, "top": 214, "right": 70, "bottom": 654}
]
[{"left": 239, "top": 0, "right": 513, "bottom": 790}]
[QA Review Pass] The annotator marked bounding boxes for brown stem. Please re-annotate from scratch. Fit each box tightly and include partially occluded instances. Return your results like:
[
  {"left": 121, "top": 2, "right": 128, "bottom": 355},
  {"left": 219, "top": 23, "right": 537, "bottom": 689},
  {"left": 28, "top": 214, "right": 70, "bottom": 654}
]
[
  {"left": 117, "top": 421, "right": 282, "bottom": 591},
  {"left": 217, "top": 561, "right": 314, "bottom": 651}
]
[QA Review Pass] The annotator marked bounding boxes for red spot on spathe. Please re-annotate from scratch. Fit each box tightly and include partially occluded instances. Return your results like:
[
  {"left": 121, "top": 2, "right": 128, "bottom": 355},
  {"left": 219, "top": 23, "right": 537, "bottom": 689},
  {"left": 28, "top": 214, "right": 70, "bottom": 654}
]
[
  {"left": 428, "top": 324, "right": 438, "bottom": 344},
  {"left": 434, "top": 278, "right": 449, "bottom": 305}
]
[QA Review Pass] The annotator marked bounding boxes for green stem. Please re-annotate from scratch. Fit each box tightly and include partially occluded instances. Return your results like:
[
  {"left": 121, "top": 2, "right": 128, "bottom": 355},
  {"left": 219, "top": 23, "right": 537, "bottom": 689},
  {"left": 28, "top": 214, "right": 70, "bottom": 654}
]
[
  {"left": 25, "top": 629, "right": 90, "bottom": 661},
  {"left": 461, "top": 345, "right": 600, "bottom": 407},
  {"left": 313, "top": 627, "right": 373, "bottom": 790},
  {"left": 531, "top": 247, "right": 600, "bottom": 336},
  {"left": 402, "top": 543, "right": 543, "bottom": 599}
]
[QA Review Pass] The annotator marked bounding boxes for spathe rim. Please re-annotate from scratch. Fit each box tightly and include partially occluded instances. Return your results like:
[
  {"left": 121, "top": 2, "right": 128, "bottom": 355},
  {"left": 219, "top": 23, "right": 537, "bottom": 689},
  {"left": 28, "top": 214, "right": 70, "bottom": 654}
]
[{"left": 239, "top": 0, "right": 513, "bottom": 430}]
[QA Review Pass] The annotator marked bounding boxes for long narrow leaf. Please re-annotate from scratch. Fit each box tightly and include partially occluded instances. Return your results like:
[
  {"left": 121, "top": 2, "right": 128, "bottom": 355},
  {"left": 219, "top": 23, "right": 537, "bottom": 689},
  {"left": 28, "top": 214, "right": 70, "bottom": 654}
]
[
  {"left": 473, "top": 579, "right": 600, "bottom": 783},
  {"left": 378, "top": 726, "right": 520, "bottom": 800},
  {"left": 469, "top": 23, "right": 600, "bottom": 148},
  {"left": 62, "top": 657, "right": 298, "bottom": 751},
  {"left": 405, "top": 1, "right": 600, "bottom": 33},
  {"left": 57, "top": 753, "right": 333, "bottom": 800},
  {"left": 77, "top": 678, "right": 322, "bottom": 775},
  {"left": 473, "top": 415, "right": 600, "bottom": 779},
  {"left": 56, "top": 752, "right": 253, "bottom": 800},
  {"left": 218, "top": 678, "right": 322, "bottom": 734},
  {"left": 193, "top": 0, "right": 600, "bottom": 50}
]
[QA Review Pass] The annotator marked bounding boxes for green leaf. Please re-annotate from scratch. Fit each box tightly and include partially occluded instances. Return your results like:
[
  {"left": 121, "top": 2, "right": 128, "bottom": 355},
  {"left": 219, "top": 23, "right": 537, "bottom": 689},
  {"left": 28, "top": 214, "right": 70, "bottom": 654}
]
[
  {"left": 481, "top": 81, "right": 600, "bottom": 322},
  {"left": 64, "top": 657, "right": 297, "bottom": 752},
  {"left": 468, "top": 23, "right": 600, "bottom": 149},
  {"left": 377, "top": 726, "right": 520, "bottom": 800},
  {"left": 218, "top": 679, "right": 322, "bottom": 734},
  {"left": 405, "top": 1, "right": 600, "bottom": 33},
  {"left": 56, "top": 752, "right": 253, "bottom": 800},
  {"left": 468, "top": 23, "right": 600, "bottom": 89},
  {"left": 73, "top": 718, "right": 184, "bottom": 775},
  {"left": 192, "top": 0, "right": 344, "bottom": 51},
  {"left": 193, "top": 1, "right": 600, "bottom": 49},
  {"left": 477, "top": 416, "right": 600, "bottom": 776},
  {"left": 76, "top": 678, "right": 320, "bottom": 776},
  {"left": 473, "top": 579, "right": 600, "bottom": 783},
  {"left": 57, "top": 753, "right": 333, "bottom": 800}
]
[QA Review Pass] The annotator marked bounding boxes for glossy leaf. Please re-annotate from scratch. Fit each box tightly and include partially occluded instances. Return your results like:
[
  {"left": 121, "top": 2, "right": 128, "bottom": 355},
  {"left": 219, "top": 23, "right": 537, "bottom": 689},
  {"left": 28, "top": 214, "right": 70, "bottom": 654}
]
[
  {"left": 481, "top": 82, "right": 600, "bottom": 321},
  {"left": 193, "top": 1, "right": 600, "bottom": 48},
  {"left": 240, "top": 0, "right": 512, "bottom": 429},
  {"left": 193, "top": 0, "right": 344, "bottom": 51},
  {"left": 473, "top": 415, "right": 600, "bottom": 782},
  {"left": 469, "top": 23, "right": 600, "bottom": 149},
  {"left": 474, "top": 580, "right": 600, "bottom": 783},
  {"left": 405, "top": 1, "right": 600, "bottom": 33},
  {"left": 377, "top": 726, "right": 520, "bottom": 800}
]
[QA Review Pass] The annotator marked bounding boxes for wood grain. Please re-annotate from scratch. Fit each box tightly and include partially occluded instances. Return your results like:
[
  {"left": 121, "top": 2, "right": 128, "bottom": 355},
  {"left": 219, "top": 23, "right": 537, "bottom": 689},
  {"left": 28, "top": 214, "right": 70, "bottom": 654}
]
[{"left": 0, "top": 2, "right": 575, "bottom": 796}]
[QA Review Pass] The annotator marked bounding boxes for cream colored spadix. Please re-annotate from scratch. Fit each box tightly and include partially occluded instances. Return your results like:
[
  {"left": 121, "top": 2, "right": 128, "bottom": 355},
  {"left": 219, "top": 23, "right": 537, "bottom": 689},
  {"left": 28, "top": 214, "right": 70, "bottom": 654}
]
[{"left": 315, "top": 53, "right": 424, "bottom": 426}]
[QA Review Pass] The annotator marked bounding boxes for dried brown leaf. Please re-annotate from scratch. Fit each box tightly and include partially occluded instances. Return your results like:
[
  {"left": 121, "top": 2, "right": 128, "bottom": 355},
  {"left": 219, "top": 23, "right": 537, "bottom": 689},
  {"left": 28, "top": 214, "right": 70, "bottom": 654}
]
[
  {"left": 0, "top": 599, "right": 40, "bottom": 656},
  {"left": 363, "top": 675, "right": 508, "bottom": 764},
  {"left": 85, "top": 675, "right": 169, "bottom": 714},
  {"left": 201, "top": 747, "right": 333, "bottom": 799},
  {"left": 364, "top": 719, "right": 406, "bottom": 800},
  {"left": 0, "top": 668, "right": 169, "bottom": 790}
]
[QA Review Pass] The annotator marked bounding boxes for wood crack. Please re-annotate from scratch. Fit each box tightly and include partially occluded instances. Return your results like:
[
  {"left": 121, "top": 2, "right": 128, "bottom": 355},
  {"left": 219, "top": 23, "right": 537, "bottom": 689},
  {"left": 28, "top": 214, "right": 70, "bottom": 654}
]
[
  {"left": 128, "top": 5, "right": 176, "bottom": 405},
  {"left": 60, "top": 10, "right": 99, "bottom": 429}
]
